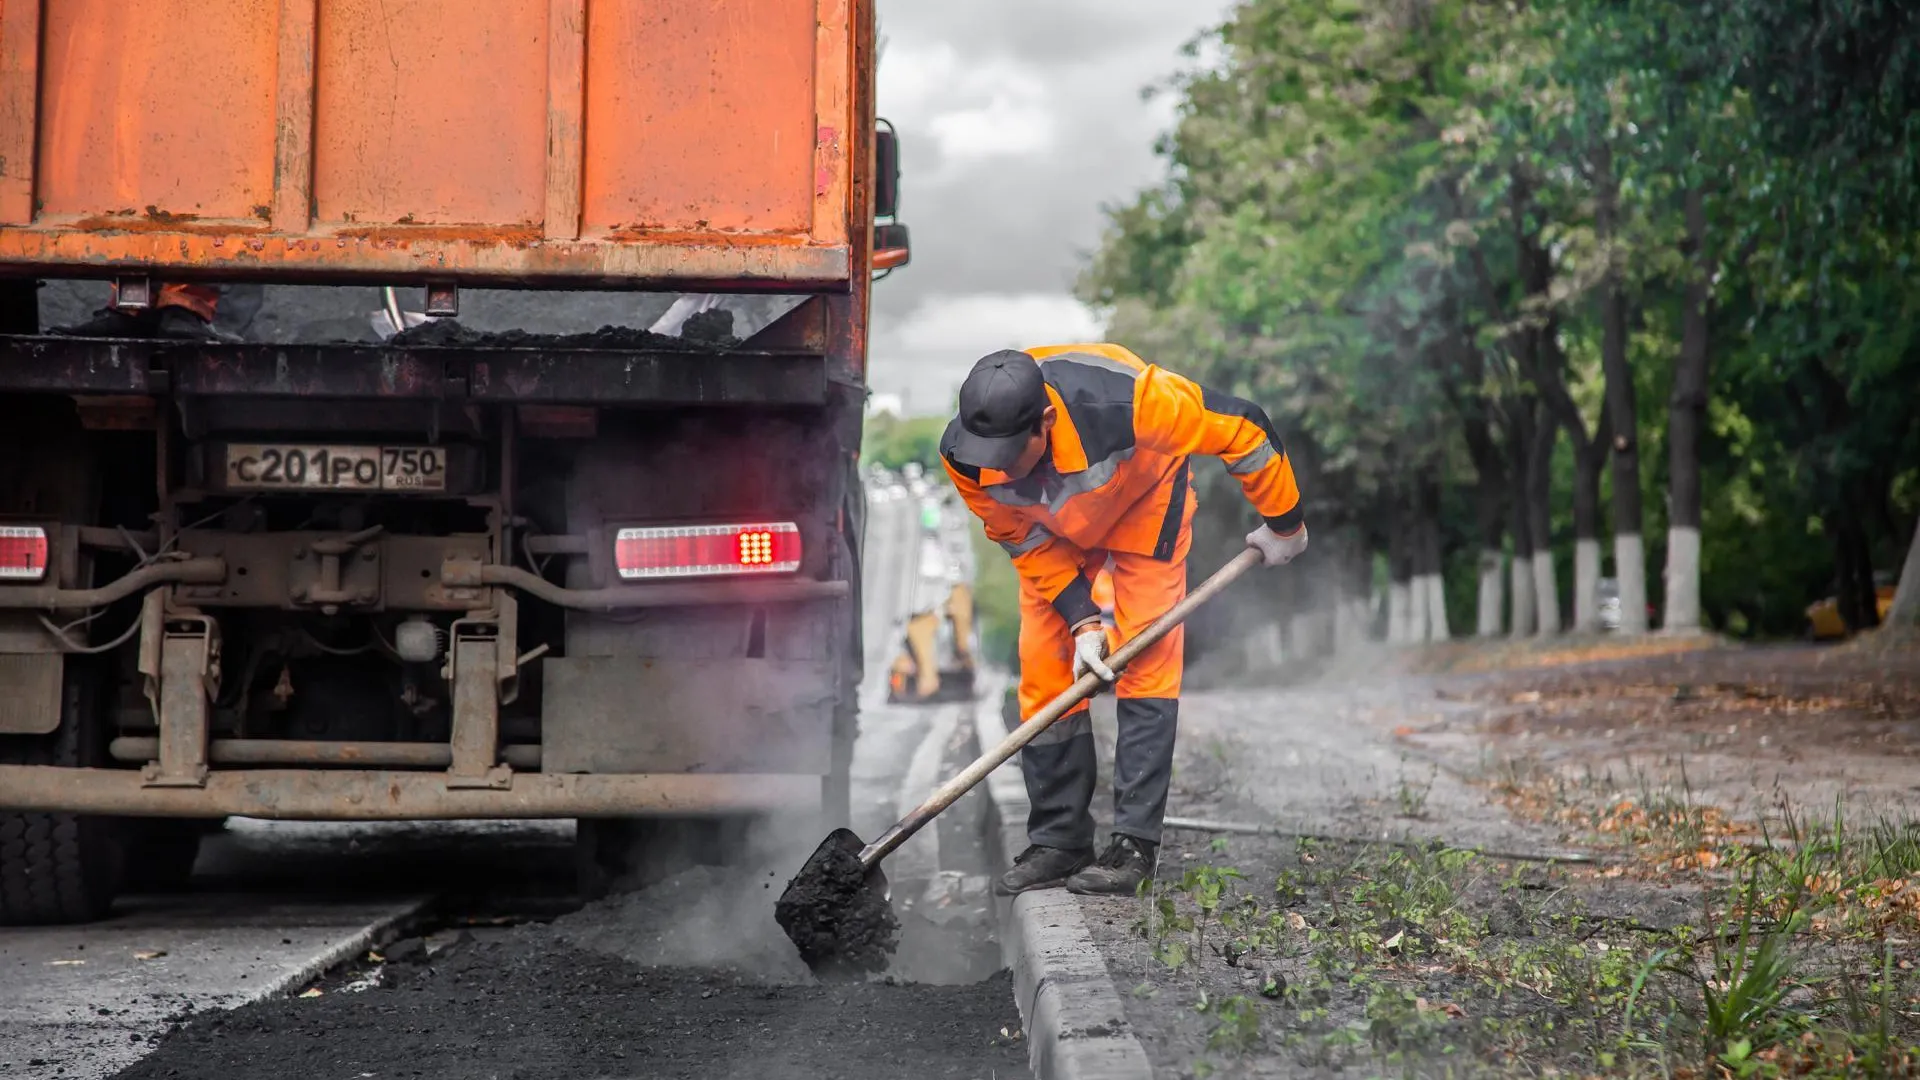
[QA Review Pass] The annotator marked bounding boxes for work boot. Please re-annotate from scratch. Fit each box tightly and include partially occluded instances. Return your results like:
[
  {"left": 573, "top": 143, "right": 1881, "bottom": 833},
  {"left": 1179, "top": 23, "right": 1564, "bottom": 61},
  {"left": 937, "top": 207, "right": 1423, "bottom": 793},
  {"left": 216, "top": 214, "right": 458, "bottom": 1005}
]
[
  {"left": 994, "top": 844, "right": 1093, "bottom": 895},
  {"left": 54, "top": 305, "right": 238, "bottom": 342},
  {"left": 153, "top": 307, "right": 241, "bottom": 342},
  {"left": 1066, "top": 834, "right": 1158, "bottom": 896},
  {"left": 53, "top": 307, "right": 158, "bottom": 337}
]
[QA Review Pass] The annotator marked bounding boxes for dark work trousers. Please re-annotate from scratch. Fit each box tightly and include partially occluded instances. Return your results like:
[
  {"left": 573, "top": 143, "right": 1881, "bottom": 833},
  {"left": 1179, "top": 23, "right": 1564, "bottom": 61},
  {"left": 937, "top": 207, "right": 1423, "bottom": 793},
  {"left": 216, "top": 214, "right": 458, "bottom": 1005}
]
[{"left": 1021, "top": 697, "right": 1178, "bottom": 849}]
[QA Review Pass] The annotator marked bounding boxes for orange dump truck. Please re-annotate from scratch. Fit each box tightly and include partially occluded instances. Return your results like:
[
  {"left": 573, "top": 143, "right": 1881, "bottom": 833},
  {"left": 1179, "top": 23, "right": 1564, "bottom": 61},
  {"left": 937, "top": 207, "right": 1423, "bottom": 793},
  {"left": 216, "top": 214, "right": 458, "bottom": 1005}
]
[{"left": 0, "top": 0, "right": 906, "bottom": 922}]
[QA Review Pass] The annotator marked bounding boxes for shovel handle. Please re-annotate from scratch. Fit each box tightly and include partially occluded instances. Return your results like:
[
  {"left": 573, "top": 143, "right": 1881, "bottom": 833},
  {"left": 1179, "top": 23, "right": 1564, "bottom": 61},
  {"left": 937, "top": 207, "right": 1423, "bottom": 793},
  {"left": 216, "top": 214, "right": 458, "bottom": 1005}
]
[{"left": 858, "top": 545, "right": 1268, "bottom": 869}]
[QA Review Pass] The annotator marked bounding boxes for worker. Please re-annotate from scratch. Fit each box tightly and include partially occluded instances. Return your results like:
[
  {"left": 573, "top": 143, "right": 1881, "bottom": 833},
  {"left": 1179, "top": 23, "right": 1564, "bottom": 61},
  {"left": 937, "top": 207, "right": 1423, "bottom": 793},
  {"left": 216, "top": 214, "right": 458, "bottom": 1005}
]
[
  {"left": 1091, "top": 561, "right": 1116, "bottom": 630},
  {"left": 57, "top": 282, "right": 245, "bottom": 342},
  {"left": 940, "top": 345, "right": 1307, "bottom": 896}
]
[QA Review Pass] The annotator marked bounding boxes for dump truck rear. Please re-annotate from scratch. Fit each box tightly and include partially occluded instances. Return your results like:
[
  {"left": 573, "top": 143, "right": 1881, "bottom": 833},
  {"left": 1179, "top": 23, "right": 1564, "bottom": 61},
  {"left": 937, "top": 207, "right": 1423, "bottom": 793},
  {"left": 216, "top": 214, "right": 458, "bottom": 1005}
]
[{"left": 0, "top": 0, "right": 904, "bottom": 922}]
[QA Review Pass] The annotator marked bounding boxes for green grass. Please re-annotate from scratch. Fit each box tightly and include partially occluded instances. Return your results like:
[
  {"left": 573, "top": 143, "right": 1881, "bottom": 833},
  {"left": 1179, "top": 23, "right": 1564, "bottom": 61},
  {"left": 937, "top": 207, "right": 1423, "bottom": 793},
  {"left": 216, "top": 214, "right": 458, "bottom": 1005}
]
[{"left": 1135, "top": 794, "right": 1920, "bottom": 1079}]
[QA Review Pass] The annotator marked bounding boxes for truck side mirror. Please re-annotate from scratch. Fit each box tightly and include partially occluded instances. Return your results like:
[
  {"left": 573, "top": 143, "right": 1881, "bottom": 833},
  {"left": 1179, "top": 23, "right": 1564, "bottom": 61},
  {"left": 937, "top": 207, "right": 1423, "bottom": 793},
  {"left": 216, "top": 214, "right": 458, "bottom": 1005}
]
[
  {"left": 873, "top": 222, "right": 910, "bottom": 270},
  {"left": 874, "top": 122, "right": 900, "bottom": 219}
]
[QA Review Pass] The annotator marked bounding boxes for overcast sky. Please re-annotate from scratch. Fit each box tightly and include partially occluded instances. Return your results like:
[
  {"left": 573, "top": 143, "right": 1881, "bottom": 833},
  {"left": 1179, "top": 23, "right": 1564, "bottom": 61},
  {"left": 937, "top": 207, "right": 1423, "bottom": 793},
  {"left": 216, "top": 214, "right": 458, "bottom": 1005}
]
[{"left": 866, "top": 0, "right": 1232, "bottom": 417}]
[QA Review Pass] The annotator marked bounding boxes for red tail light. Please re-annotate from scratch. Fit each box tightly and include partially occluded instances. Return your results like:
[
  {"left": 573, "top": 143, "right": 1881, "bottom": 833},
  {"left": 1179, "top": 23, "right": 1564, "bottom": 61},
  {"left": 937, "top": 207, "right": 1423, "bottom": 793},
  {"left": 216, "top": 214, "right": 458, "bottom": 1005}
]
[
  {"left": 614, "top": 522, "right": 802, "bottom": 580},
  {"left": 0, "top": 526, "right": 48, "bottom": 581}
]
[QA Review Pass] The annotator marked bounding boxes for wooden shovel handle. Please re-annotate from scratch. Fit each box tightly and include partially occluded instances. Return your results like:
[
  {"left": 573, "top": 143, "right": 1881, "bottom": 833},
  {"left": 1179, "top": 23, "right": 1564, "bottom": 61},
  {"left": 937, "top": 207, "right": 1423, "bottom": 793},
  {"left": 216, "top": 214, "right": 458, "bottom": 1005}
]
[{"left": 859, "top": 546, "right": 1268, "bottom": 868}]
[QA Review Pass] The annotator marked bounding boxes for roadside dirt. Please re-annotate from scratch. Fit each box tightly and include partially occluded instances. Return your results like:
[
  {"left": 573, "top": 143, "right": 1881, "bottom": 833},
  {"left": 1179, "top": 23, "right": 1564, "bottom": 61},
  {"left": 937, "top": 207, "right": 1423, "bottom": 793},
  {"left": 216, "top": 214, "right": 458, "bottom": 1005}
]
[
  {"left": 114, "top": 928, "right": 1026, "bottom": 1080},
  {"left": 1079, "top": 641, "right": 1920, "bottom": 1078}
]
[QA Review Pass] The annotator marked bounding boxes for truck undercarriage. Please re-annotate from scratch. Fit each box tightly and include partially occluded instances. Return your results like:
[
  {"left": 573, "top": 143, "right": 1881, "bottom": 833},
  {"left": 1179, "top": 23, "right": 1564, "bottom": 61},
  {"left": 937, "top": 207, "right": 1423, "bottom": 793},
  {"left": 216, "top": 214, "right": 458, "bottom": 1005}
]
[{"left": 0, "top": 295, "right": 868, "bottom": 921}]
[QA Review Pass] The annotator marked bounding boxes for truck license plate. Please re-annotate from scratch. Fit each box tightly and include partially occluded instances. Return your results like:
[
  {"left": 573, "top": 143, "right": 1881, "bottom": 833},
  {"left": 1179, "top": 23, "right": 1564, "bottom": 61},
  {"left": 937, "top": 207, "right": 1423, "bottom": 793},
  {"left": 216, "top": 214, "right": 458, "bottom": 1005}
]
[{"left": 225, "top": 444, "right": 448, "bottom": 492}]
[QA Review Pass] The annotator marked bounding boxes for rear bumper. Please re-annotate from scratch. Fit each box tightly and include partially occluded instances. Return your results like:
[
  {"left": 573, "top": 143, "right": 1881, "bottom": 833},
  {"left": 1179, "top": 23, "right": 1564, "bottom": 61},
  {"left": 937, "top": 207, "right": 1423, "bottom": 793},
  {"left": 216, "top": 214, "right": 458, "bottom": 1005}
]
[{"left": 0, "top": 765, "right": 821, "bottom": 820}]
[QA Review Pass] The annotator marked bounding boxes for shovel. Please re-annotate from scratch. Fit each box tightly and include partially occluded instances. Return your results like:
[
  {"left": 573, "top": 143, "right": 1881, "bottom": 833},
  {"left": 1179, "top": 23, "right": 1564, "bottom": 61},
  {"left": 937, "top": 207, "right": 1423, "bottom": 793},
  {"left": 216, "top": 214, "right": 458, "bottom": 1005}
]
[{"left": 775, "top": 545, "right": 1268, "bottom": 978}]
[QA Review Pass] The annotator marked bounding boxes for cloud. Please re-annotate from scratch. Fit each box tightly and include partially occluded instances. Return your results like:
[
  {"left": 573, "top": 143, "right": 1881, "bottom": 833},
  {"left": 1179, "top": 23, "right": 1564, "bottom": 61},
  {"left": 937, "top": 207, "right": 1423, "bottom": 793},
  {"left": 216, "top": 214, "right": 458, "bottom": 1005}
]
[
  {"left": 869, "top": 292, "right": 1106, "bottom": 414},
  {"left": 865, "top": 0, "right": 1236, "bottom": 415},
  {"left": 880, "top": 43, "right": 1056, "bottom": 169}
]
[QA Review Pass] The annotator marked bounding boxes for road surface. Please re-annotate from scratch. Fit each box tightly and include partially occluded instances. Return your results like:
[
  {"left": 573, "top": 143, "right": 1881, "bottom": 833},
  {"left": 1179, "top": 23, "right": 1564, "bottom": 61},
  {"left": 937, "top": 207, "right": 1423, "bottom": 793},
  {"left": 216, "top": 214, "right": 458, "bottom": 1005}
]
[{"left": 0, "top": 474, "right": 1016, "bottom": 1080}]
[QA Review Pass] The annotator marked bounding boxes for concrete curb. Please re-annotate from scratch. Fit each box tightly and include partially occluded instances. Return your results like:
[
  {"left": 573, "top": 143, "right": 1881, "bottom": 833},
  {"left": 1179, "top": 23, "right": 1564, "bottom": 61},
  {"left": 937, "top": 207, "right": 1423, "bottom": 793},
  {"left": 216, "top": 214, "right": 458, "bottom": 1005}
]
[
  {"left": 254, "top": 896, "right": 432, "bottom": 999},
  {"left": 969, "top": 673, "right": 1154, "bottom": 1080}
]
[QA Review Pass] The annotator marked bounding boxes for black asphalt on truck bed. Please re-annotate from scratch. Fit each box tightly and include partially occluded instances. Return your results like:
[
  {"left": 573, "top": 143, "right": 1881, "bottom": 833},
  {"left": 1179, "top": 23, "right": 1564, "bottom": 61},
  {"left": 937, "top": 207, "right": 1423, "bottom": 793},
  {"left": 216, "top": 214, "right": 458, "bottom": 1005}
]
[{"left": 113, "top": 929, "right": 1027, "bottom": 1080}]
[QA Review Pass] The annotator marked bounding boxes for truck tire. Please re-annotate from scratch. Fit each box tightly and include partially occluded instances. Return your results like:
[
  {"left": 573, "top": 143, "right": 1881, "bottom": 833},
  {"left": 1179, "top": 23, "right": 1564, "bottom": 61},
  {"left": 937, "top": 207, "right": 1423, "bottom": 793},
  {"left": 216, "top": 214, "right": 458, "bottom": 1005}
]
[
  {"left": 575, "top": 817, "right": 753, "bottom": 900},
  {"left": 821, "top": 460, "right": 865, "bottom": 832},
  {"left": 122, "top": 819, "right": 213, "bottom": 892},
  {"left": 0, "top": 661, "right": 124, "bottom": 925}
]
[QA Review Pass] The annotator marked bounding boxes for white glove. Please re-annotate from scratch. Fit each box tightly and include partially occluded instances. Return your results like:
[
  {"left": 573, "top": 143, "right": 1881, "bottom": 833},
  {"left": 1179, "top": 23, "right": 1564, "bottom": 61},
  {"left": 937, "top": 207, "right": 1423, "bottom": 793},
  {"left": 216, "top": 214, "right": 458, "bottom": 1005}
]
[
  {"left": 1246, "top": 523, "right": 1308, "bottom": 567},
  {"left": 1071, "top": 625, "right": 1115, "bottom": 682}
]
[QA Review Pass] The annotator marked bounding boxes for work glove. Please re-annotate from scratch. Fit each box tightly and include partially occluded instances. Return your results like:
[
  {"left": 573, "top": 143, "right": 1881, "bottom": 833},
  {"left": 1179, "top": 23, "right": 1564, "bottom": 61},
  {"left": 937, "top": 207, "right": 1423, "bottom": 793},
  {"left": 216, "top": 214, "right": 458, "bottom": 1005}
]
[
  {"left": 1071, "top": 624, "right": 1116, "bottom": 682},
  {"left": 1246, "top": 522, "right": 1309, "bottom": 567}
]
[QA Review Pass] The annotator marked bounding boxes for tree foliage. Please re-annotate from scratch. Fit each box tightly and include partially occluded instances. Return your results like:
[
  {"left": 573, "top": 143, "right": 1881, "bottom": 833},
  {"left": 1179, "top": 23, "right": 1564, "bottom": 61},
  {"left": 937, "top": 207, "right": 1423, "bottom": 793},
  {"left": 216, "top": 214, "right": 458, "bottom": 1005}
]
[{"left": 1084, "top": 0, "right": 1920, "bottom": 640}]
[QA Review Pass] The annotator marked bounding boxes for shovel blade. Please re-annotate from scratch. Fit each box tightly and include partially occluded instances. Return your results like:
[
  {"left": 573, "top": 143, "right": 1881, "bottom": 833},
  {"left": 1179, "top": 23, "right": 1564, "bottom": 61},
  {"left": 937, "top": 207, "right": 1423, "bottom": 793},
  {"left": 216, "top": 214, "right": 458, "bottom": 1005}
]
[{"left": 774, "top": 827, "right": 899, "bottom": 978}]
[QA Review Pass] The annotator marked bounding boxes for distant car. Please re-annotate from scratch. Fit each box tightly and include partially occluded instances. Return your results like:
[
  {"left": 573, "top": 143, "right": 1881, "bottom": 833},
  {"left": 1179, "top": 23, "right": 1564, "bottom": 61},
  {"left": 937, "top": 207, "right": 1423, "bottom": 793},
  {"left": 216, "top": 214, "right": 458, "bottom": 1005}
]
[{"left": 1806, "top": 573, "right": 1897, "bottom": 640}]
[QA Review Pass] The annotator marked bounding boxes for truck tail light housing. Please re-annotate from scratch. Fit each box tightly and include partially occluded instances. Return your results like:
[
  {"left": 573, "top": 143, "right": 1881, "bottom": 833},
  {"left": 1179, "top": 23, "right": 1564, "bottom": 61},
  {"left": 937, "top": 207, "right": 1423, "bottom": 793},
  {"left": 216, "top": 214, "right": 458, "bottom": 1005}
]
[
  {"left": 0, "top": 526, "right": 49, "bottom": 581},
  {"left": 614, "top": 522, "right": 802, "bottom": 580}
]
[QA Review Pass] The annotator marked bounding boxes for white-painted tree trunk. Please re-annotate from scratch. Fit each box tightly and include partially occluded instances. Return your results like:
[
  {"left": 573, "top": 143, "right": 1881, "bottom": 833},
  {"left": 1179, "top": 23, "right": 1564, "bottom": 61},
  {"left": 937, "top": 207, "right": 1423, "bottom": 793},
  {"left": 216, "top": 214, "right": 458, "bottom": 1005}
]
[
  {"left": 1663, "top": 525, "right": 1702, "bottom": 632},
  {"left": 1614, "top": 532, "right": 1648, "bottom": 634},
  {"left": 1533, "top": 551, "right": 1561, "bottom": 635},
  {"left": 1333, "top": 596, "right": 1365, "bottom": 652},
  {"left": 1289, "top": 611, "right": 1328, "bottom": 659},
  {"left": 1423, "top": 573, "right": 1451, "bottom": 641},
  {"left": 1573, "top": 538, "right": 1602, "bottom": 633},
  {"left": 1245, "top": 620, "right": 1284, "bottom": 669},
  {"left": 1510, "top": 555, "right": 1537, "bottom": 637},
  {"left": 1888, "top": 516, "right": 1920, "bottom": 631},
  {"left": 1476, "top": 548, "right": 1504, "bottom": 637},
  {"left": 1407, "top": 574, "right": 1430, "bottom": 643},
  {"left": 1388, "top": 580, "right": 1413, "bottom": 644}
]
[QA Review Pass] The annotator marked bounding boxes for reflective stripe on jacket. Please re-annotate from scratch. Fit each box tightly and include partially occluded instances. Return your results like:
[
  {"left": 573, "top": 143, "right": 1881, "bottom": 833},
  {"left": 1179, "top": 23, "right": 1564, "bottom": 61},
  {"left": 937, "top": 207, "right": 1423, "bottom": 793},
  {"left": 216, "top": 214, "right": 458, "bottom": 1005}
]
[{"left": 940, "top": 343, "right": 1302, "bottom": 628}]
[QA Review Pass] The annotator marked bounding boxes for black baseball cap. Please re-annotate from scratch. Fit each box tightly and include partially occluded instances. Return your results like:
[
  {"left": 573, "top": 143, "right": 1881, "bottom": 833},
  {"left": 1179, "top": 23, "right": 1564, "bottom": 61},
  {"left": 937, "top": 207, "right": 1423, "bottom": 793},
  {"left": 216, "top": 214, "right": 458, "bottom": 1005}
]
[{"left": 949, "top": 350, "right": 1048, "bottom": 469}]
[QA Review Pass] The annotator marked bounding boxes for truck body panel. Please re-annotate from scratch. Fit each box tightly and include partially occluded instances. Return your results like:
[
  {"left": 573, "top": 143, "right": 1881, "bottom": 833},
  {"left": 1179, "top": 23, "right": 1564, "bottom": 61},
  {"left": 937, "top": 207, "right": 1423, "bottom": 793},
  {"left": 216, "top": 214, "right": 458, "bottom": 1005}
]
[{"left": 0, "top": 0, "right": 857, "bottom": 289}]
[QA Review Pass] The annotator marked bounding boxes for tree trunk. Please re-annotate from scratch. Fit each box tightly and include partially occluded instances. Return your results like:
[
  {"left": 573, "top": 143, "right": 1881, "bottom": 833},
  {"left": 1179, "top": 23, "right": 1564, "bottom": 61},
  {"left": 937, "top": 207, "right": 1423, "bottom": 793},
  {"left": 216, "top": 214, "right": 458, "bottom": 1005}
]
[
  {"left": 1571, "top": 406, "right": 1613, "bottom": 634},
  {"left": 1462, "top": 401, "right": 1507, "bottom": 636},
  {"left": 1845, "top": 500, "right": 1880, "bottom": 631},
  {"left": 1528, "top": 410, "right": 1562, "bottom": 635},
  {"left": 1888, "top": 513, "right": 1920, "bottom": 632},
  {"left": 1665, "top": 184, "right": 1711, "bottom": 633},
  {"left": 1419, "top": 472, "right": 1450, "bottom": 642},
  {"left": 1387, "top": 511, "right": 1414, "bottom": 645},
  {"left": 1406, "top": 485, "right": 1431, "bottom": 643},
  {"left": 1596, "top": 142, "right": 1648, "bottom": 634},
  {"left": 1508, "top": 401, "right": 1538, "bottom": 637}
]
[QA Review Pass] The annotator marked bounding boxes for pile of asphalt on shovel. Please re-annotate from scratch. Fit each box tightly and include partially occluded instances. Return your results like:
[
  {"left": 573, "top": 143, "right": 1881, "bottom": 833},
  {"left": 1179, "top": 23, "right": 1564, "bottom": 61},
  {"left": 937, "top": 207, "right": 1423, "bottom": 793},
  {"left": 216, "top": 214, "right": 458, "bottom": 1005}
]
[{"left": 53, "top": 283, "right": 1025, "bottom": 1080}]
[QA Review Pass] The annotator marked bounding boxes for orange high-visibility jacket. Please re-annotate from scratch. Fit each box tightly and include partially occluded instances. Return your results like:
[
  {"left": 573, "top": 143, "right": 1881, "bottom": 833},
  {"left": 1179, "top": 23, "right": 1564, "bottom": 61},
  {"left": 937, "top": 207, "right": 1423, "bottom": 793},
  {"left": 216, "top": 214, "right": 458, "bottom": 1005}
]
[{"left": 940, "top": 343, "right": 1303, "bottom": 631}]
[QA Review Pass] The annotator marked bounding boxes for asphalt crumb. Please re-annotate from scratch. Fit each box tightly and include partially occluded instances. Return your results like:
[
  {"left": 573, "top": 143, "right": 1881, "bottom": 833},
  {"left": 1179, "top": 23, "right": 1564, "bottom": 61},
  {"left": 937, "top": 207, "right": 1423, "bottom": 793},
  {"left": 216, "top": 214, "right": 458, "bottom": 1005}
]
[
  {"left": 775, "top": 828, "right": 901, "bottom": 979},
  {"left": 110, "top": 933, "right": 1025, "bottom": 1080},
  {"left": 388, "top": 319, "right": 737, "bottom": 351}
]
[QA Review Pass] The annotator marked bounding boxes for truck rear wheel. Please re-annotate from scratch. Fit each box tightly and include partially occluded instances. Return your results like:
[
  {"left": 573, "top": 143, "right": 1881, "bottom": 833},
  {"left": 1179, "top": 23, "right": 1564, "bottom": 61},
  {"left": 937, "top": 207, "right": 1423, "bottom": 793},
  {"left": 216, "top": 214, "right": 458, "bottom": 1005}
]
[
  {"left": 574, "top": 817, "right": 754, "bottom": 901},
  {"left": 122, "top": 819, "right": 215, "bottom": 892},
  {"left": 0, "top": 660, "right": 124, "bottom": 925}
]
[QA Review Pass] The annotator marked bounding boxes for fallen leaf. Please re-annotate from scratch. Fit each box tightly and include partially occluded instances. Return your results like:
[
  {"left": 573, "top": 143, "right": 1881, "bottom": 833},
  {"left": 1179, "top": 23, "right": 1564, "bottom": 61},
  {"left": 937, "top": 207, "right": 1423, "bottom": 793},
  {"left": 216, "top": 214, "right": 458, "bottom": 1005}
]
[
  {"left": 133, "top": 950, "right": 167, "bottom": 961},
  {"left": 298, "top": 988, "right": 323, "bottom": 998},
  {"left": 1285, "top": 912, "right": 1308, "bottom": 931},
  {"left": 1392, "top": 725, "right": 1416, "bottom": 737},
  {"left": 1382, "top": 930, "right": 1405, "bottom": 952},
  {"left": 366, "top": 950, "right": 384, "bottom": 963}
]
